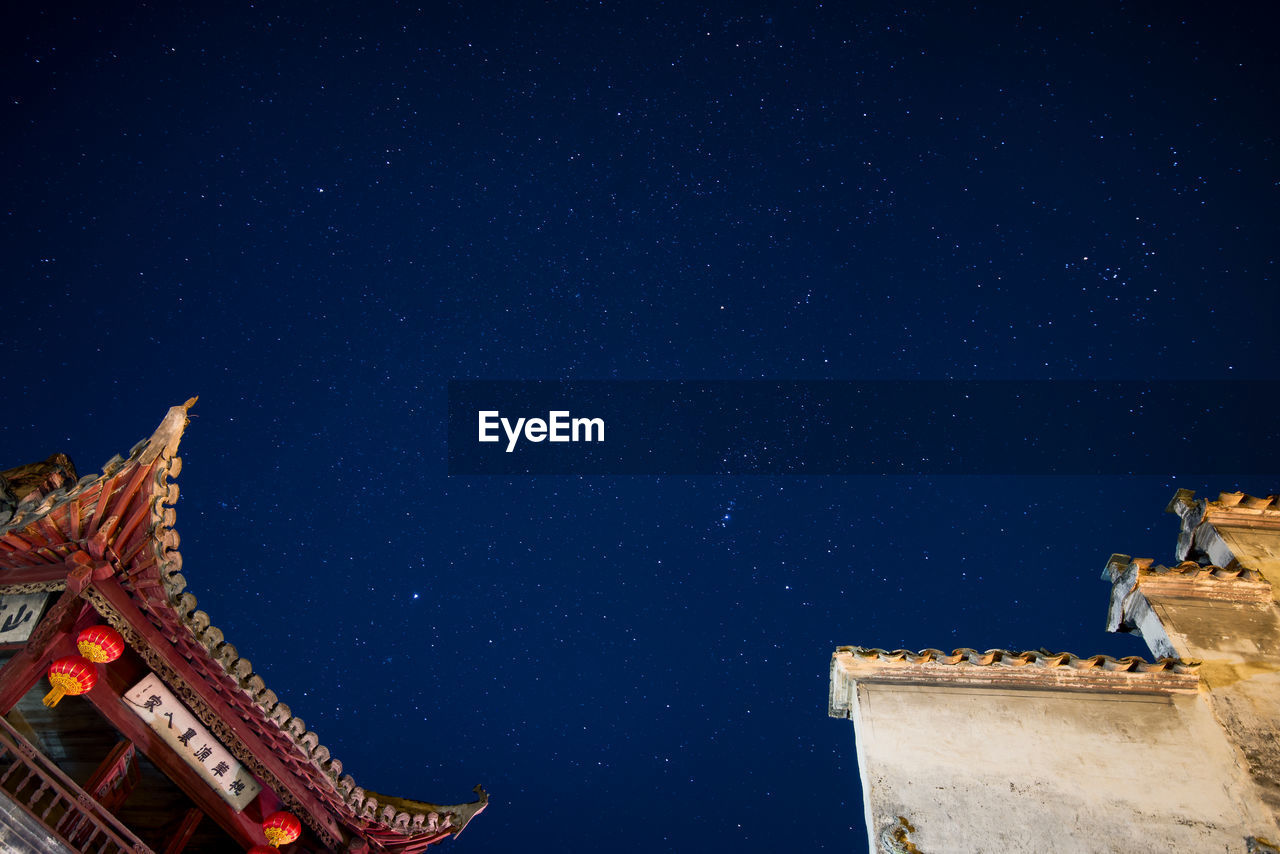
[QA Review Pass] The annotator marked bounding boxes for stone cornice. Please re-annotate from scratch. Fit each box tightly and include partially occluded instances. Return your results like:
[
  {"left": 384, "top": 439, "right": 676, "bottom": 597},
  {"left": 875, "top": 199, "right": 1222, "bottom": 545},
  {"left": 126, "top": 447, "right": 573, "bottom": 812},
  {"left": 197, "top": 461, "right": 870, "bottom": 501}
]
[
  {"left": 829, "top": 646, "right": 1201, "bottom": 717},
  {"left": 1169, "top": 489, "right": 1280, "bottom": 534},
  {"left": 1104, "top": 554, "right": 1273, "bottom": 605}
]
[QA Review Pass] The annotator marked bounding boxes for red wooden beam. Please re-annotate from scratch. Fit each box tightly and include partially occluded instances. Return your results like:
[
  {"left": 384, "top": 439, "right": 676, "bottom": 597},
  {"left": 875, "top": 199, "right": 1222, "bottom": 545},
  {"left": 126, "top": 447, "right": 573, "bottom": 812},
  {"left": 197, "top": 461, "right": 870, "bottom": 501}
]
[
  {"left": 79, "top": 649, "right": 264, "bottom": 849},
  {"left": 70, "top": 497, "right": 82, "bottom": 541},
  {"left": 36, "top": 516, "right": 67, "bottom": 548},
  {"left": 0, "top": 531, "right": 37, "bottom": 551},
  {"left": 56, "top": 740, "right": 140, "bottom": 844},
  {"left": 86, "top": 474, "right": 118, "bottom": 538},
  {"left": 0, "top": 564, "right": 70, "bottom": 586},
  {"left": 0, "top": 583, "right": 88, "bottom": 714},
  {"left": 162, "top": 808, "right": 204, "bottom": 854},
  {"left": 95, "top": 462, "right": 153, "bottom": 545},
  {"left": 114, "top": 499, "right": 154, "bottom": 561},
  {"left": 0, "top": 534, "right": 62, "bottom": 564},
  {"left": 5, "top": 529, "right": 51, "bottom": 550},
  {"left": 85, "top": 740, "right": 140, "bottom": 811},
  {"left": 86, "top": 575, "right": 349, "bottom": 845}
]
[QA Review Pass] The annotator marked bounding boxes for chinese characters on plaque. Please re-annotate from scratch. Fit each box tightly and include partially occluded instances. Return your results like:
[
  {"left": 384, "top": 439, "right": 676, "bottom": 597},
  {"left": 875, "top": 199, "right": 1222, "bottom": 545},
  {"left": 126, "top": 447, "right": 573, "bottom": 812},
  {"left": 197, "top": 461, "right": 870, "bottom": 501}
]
[
  {"left": 124, "top": 673, "right": 262, "bottom": 811},
  {"left": 0, "top": 591, "right": 52, "bottom": 643}
]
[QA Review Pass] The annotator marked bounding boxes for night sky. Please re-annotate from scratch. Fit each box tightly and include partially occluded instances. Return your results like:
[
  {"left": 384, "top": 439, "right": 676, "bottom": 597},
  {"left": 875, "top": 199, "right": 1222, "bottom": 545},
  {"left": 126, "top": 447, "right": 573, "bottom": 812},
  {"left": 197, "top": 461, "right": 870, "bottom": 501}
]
[{"left": 3, "top": 3, "right": 1277, "bottom": 852}]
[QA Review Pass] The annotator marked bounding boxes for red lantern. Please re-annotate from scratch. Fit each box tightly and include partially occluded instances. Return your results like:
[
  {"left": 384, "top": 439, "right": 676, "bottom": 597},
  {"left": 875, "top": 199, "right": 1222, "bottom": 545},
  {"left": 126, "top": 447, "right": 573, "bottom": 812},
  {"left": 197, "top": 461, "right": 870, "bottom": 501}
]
[
  {"left": 43, "top": 655, "right": 97, "bottom": 707},
  {"left": 262, "top": 811, "right": 301, "bottom": 847},
  {"left": 247, "top": 847, "right": 279, "bottom": 854},
  {"left": 77, "top": 625, "right": 125, "bottom": 663}
]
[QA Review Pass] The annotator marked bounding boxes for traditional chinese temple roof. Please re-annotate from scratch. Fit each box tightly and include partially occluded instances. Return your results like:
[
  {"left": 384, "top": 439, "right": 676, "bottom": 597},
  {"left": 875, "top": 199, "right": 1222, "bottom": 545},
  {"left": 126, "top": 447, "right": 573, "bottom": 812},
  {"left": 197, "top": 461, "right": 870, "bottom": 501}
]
[{"left": 0, "top": 400, "right": 486, "bottom": 853}]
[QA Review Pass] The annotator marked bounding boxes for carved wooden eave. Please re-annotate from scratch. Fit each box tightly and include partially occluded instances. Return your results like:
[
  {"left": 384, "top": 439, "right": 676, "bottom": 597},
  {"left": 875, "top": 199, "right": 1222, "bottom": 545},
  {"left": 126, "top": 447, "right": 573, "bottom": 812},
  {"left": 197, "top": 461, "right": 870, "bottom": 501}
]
[
  {"left": 828, "top": 646, "right": 1201, "bottom": 718},
  {"left": 0, "top": 400, "right": 487, "bottom": 853}
]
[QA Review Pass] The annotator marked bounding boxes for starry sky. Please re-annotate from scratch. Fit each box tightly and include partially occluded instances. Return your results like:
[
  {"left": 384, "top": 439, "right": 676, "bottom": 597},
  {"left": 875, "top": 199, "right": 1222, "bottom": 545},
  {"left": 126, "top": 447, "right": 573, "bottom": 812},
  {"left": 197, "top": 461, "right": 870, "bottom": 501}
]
[{"left": 2, "top": 3, "right": 1277, "bottom": 852}]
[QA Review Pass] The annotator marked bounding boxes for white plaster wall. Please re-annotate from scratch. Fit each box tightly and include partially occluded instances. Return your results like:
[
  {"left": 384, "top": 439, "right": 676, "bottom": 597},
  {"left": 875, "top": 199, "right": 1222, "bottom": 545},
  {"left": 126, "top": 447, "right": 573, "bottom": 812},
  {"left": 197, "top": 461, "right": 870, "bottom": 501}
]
[
  {"left": 1218, "top": 527, "right": 1280, "bottom": 583},
  {"left": 1150, "top": 597, "right": 1280, "bottom": 822},
  {"left": 852, "top": 683, "right": 1273, "bottom": 853}
]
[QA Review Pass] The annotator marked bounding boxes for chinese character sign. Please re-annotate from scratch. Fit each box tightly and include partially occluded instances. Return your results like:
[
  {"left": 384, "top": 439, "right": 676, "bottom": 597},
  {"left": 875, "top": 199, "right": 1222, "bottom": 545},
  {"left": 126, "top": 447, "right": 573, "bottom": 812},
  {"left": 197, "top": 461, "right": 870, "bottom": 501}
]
[
  {"left": 0, "top": 592, "right": 52, "bottom": 643},
  {"left": 124, "top": 673, "right": 262, "bottom": 811}
]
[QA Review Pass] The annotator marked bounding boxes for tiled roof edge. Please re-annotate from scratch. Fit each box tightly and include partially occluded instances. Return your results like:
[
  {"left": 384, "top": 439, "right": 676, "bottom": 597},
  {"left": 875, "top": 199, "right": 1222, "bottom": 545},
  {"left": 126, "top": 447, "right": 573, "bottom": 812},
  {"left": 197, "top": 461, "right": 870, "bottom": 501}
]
[
  {"left": 139, "top": 404, "right": 485, "bottom": 842},
  {"left": 1208, "top": 492, "right": 1280, "bottom": 513},
  {"left": 1168, "top": 489, "right": 1280, "bottom": 521},
  {"left": 5, "top": 401, "right": 483, "bottom": 844},
  {"left": 834, "top": 646, "right": 1201, "bottom": 674},
  {"left": 1104, "top": 554, "right": 1273, "bottom": 605},
  {"left": 1125, "top": 556, "right": 1268, "bottom": 584},
  {"left": 0, "top": 465, "right": 85, "bottom": 537}
]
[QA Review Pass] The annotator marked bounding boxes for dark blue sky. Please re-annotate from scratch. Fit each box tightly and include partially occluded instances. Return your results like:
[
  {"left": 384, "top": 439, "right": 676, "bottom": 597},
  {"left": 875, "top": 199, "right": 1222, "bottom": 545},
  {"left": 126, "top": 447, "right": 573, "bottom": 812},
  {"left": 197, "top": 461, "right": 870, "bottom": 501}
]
[{"left": 2, "top": 3, "right": 1276, "bottom": 851}]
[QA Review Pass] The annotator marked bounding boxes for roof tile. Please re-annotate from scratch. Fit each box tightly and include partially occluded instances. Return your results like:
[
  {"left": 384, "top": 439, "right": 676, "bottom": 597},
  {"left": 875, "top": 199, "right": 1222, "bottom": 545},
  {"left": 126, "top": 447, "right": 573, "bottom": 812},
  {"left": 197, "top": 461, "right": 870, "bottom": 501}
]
[
  {"left": 1, "top": 401, "right": 487, "bottom": 847},
  {"left": 837, "top": 646, "right": 1200, "bottom": 674}
]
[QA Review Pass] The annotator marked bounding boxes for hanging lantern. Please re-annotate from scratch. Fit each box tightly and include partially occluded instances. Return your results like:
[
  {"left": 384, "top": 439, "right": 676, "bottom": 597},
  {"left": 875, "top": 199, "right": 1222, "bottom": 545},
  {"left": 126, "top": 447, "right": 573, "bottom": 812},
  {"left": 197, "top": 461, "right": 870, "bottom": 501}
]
[
  {"left": 77, "top": 625, "right": 125, "bottom": 663},
  {"left": 262, "top": 811, "right": 301, "bottom": 847},
  {"left": 43, "top": 655, "right": 98, "bottom": 707},
  {"left": 247, "top": 847, "right": 279, "bottom": 854}
]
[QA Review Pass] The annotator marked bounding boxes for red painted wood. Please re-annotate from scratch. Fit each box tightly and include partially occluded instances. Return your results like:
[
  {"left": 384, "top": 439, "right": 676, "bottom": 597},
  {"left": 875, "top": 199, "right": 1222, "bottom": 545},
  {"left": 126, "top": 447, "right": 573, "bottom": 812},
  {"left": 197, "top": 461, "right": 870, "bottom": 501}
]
[
  {"left": 86, "top": 740, "right": 140, "bottom": 811},
  {"left": 14, "top": 526, "right": 54, "bottom": 550},
  {"left": 0, "top": 564, "right": 70, "bottom": 585},
  {"left": 36, "top": 517, "right": 66, "bottom": 547},
  {"left": 120, "top": 537, "right": 156, "bottom": 568},
  {"left": 88, "top": 576, "right": 349, "bottom": 845},
  {"left": 86, "top": 474, "right": 119, "bottom": 536},
  {"left": 87, "top": 518, "right": 118, "bottom": 560},
  {"left": 0, "top": 587, "right": 86, "bottom": 714},
  {"left": 57, "top": 739, "right": 142, "bottom": 844},
  {"left": 2, "top": 454, "right": 451, "bottom": 852},
  {"left": 0, "top": 556, "right": 46, "bottom": 572},
  {"left": 80, "top": 653, "right": 264, "bottom": 849},
  {"left": 97, "top": 463, "right": 152, "bottom": 545},
  {"left": 23, "top": 547, "right": 65, "bottom": 565},
  {"left": 2, "top": 531, "right": 41, "bottom": 553},
  {"left": 114, "top": 498, "right": 154, "bottom": 561},
  {"left": 161, "top": 807, "right": 204, "bottom": 854}
]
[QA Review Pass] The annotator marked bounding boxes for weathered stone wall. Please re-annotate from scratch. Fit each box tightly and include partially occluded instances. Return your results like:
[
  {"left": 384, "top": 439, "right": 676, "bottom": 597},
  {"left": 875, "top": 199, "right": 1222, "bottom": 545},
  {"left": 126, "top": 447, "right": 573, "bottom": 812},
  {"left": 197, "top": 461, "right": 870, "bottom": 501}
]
[
  {"left": 1153, "top": 493, "right": 1280, "bottom": 826},
  {"left": 833, "top": 492, "right": 1280, "bottom": 852},
  {"left": 1216, "top": 527, "right": 1280, "bottom": 583},
  {"left": 1150, "top": 598, "right": 1280, "bottom": 818},
  {"left": 849, "top": 682, "right": 1272, "bottom": 852}
]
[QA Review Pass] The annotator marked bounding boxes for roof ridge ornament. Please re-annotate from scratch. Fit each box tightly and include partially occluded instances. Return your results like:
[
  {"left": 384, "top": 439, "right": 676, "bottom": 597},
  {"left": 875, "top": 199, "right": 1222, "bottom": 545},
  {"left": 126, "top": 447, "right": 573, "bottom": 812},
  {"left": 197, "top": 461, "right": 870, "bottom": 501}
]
[{"left": 139, "top": 397, "right": 198, "bottom": 465}]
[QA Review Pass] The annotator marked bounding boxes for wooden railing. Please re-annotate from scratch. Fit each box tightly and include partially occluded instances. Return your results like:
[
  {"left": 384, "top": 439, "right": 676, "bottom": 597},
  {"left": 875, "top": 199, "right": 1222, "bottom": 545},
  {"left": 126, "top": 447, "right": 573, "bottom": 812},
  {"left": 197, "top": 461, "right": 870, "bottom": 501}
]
[{"left": 0, "top": 714, "right": 153, "bottom": 853}]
